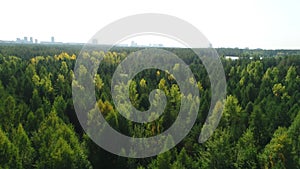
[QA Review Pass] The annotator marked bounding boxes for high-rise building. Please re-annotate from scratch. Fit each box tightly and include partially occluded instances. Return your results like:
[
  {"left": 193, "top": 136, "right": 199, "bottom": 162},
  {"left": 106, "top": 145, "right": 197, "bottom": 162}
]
[
  {"left": 92, "top": 39, "right": 98, "bottom": 44},
  {"left": 51, "top": 36, "right": 55, "bottom": 43},
  {"left": 131, "top": 41, "right": 137, "bottom": 47},
  {"left": 24, "top": 37, "right": 28, "bottom": 42},
  {"left": 35, "top": 39, "right": 38, "bottom": 43},
  {"left": 30, "top": 37, "right": 33, "bottom": 43}
]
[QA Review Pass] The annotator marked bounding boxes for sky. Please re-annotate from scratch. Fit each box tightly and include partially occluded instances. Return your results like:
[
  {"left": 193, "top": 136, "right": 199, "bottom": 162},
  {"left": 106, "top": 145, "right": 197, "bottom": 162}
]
[{"left": 1, "top": 0, "right": 300, "bottom": 49}]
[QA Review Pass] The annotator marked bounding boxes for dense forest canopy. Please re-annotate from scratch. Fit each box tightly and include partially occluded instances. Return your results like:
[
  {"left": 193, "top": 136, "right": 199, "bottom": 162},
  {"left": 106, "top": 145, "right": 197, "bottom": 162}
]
[{"left": 0, "top": 44, "right": 299, "bottom": 168}]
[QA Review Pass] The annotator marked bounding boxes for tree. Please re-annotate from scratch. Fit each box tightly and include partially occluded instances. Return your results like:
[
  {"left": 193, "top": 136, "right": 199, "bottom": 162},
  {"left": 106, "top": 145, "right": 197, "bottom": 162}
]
[
  {"left": 129, "top": 80, "right": 139, "bottom": 108},
  {"left": 259, "top": 127, "right": 294, "bottom": 169},
  {"left": 272, "top": 83, "right": 289, "bottom": 99},
  {"left": 222, "top": 95, "right": 245, "bottom": 140},
  {"left": 94, "top": 74, "right": 104, "bottom": 94},
  {"left": 249, "top": 104, "right": 270, "bottom": 146},
  {"left": 60, "top": 61, "right": 69, "bottom": 76},
  {"left": 234, "top": 129, "right": 258, "bottom": 169},
  {"left": 32, "top": 112, "right": 91, "bottom": 169},
  {"left": 287, "top": 111, "right": 300, "bottom": 168},
  {"left": 156, "top": 150, "right": 172, "bottom": 169},
  {"left": 0, "top": 128, "right": 21, "bottom": 169},
  {"left": 0, "top": 95, "right": 16, "bottom": 131},
  {"left": 175, "top": 148, "right": 195, "bottom": 169},
  {"left": 11, "top": 124, "right": 34, "bottom": 168},
  {"left": 52, "top": 96, "right": 67, "bottom": 121},
  {"left": 26, "top": 111, "right": 37, "bottom": 132},
  {"left": 203, "top": 129, "right": 235, "bottom": 169},
  {"left": 30, "top": 89, "right": 42, "bottom": 112}
]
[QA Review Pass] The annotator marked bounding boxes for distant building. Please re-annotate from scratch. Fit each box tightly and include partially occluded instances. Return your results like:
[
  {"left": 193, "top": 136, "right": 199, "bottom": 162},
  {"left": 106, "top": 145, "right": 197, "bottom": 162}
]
[
  {"left": 225, "top": 56, "right": 263, "bottom": 60},
  {"left": 92, "top": 39, "right": 98, "bottom": 44},
  {"left": 131, "top": 41, "right": 137, "bottom": 47},
  {"left": 225, "top": 56, "right": 239, "bottom": 60},
  {"left": 12, "top": 36, "right": 75, "bottom": 45},
  {"left": 151, "top": 44, "right": 163, "bottom": 47},
  {"left": 0, "top": 40, "right": 14, "bottom": 44},
  {"left": 16, "top": 37, "right": 30, "bottom": 43},
  {"left": 40, "top": 37, "right": 63, "bottom": 44}
]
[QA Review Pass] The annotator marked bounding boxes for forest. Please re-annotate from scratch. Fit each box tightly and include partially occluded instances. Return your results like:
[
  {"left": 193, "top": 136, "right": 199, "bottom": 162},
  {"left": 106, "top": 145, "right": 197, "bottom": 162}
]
[{"left": 0, "top": 43, "right": 299, "bottom": 169}]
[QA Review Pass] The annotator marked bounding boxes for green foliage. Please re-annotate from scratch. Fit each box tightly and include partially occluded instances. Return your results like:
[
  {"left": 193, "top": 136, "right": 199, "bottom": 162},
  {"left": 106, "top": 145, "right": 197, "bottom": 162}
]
[
  {"left": 259, "top": 127, "right": 293, "bottom": 169},
  {"left": 0, "top": 128, "right": 21, "bottom": 169},
  {"left": 234, "top": 129, "right": 258, "bottom": 169},
  {"left": 0, "top": 45, "right": 299, "bottom": 168},
  {"left": 32, "top": 112, "right": 91, "bottom": 169},
  {"left": 0, "top": 96, "right": 16, "bottom": 131},
  {"left": 287, "top": 111, "right": 300, "bottom": 168},
  {"left": 11, "top": 124, "right": 35, "bottom": 168},
  {"left": 156, "top": 151, "right": 172, "bottom": 169},
  {"left": 204, "top": 129, "right": 235, "bottom": 168}
]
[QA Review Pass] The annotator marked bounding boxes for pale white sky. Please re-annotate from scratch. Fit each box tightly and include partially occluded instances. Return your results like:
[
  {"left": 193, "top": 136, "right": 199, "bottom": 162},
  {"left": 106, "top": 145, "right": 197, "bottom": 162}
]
[{"left": 1, "top": 0, "right": 300, "bottom": 49}]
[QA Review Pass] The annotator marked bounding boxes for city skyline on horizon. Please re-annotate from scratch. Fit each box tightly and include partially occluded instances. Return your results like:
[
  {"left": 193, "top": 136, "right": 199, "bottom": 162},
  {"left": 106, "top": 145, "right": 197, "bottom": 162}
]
[
  {"left": 2, "top": 35, "right": 300, "bottom": 50},
  {"left": 1, "top": 0, "right": 300, "bottom": 50}
]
